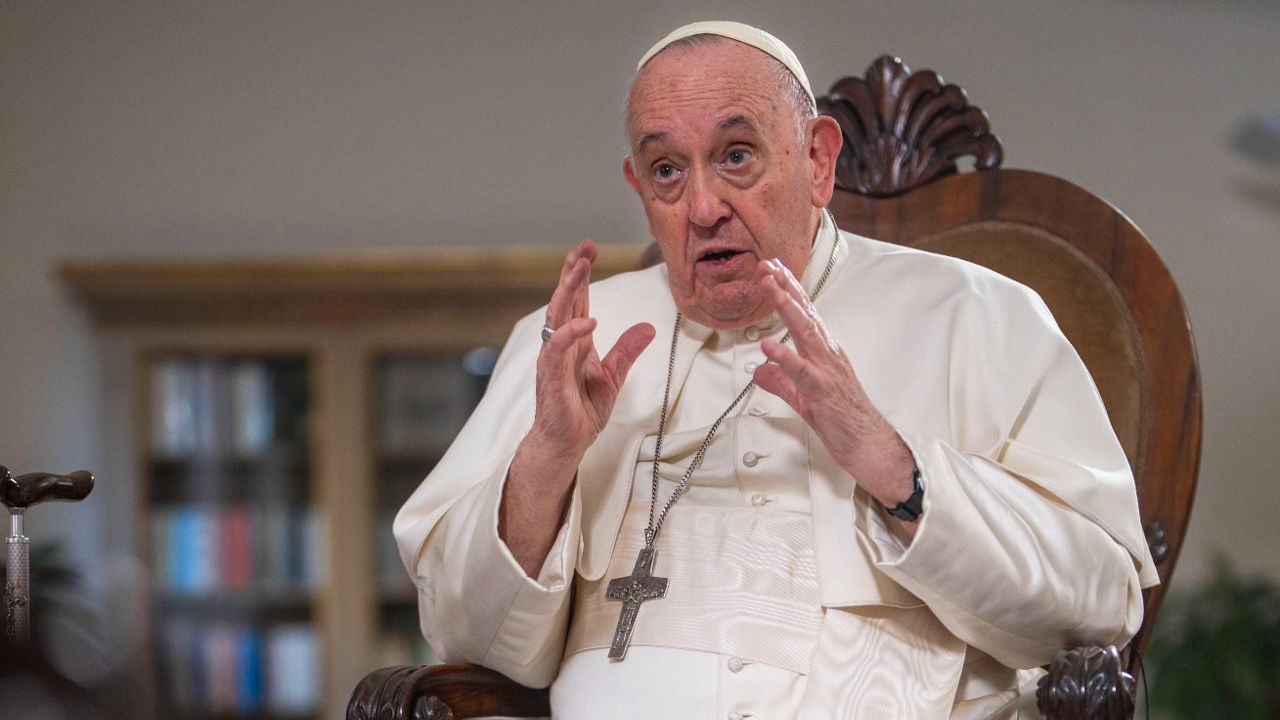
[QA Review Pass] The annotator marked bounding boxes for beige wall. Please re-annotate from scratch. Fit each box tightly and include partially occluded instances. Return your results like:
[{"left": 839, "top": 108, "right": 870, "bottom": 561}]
[{"left": 2, "top": 0, "right": 1277, "bottom": 618}]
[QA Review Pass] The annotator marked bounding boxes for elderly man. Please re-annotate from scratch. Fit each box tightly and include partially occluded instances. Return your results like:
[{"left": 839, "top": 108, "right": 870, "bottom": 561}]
[{"left": 395, "top": 21, "right": 1155, "bottom": 719}]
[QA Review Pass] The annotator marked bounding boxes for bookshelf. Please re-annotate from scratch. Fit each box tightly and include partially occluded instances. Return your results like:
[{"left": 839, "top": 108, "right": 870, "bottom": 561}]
[
  {"left": 61, "top": 247, "right": 642, "bottom": 720},
  {"left": 147, "top": 355, "right": 322, "bottom": 718},
  {"left": 371, "top": 349, "right": 498, "bottom": 668}
]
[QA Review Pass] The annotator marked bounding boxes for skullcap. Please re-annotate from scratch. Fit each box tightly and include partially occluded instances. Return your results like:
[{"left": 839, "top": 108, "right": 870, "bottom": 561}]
[{"left": 636, "top": 21, "right": 815, "bottom": 105}]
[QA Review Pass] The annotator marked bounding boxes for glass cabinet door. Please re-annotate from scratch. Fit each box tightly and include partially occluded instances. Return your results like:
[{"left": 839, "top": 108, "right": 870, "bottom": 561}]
[
  {"left": 147, "top": 354, "right": 324, "bottom": 720},
  {"left": 372, "top": 347, "right": 496, "bottom": 668}
]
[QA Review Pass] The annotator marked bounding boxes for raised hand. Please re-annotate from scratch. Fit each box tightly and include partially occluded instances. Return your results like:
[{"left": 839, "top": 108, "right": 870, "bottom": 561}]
[
  {"left": 531, "top": 240, "right": 656, "bottom": 461},
  {"left": 751, "top": 258, "right": 918, "bottom": 522},
  {"left": 502, "top": 240, "right": 655, "bottom": 575}
]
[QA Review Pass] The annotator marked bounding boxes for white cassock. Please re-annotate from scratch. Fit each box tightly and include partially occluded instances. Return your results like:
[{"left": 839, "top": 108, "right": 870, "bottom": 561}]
[{"left": 394, "top": 211, "right": 1158, "bottom": 719}]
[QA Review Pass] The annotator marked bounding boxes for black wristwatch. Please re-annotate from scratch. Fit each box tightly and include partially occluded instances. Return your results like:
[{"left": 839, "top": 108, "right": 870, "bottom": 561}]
[{"left": 885, "top": 466, "right": 924, "bottom": 521}]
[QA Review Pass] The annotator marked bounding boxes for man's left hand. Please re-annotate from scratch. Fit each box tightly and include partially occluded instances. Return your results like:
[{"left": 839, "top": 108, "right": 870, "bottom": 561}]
[{"left": 752, "top": 258, "right": 919, "bottom": 528}]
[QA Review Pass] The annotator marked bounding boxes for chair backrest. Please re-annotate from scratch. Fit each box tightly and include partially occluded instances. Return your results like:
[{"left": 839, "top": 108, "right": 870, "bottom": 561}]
[{"left": 818, "top": 56, "right": 1202, "bottom": 672}]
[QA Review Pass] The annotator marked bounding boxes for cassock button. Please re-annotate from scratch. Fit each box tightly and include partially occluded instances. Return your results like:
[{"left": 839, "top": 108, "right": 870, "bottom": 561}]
[
  {"left": 746, "top": 406, "right": 767, "bottom": 417},
  {"left": 744, "top": 361, "right": 759, "bottom": 374},
  {"left": 742, "top": 451, "right": 760, "bottom": 467},
  {"left": 744, "top": 326, "right": 761, "bottom": 341},
  {"left": 728, "top": 656, "right": 745, "bottom": 673},
  {"left": 750, "top": 494, "right": 768, "bottom": 507}
]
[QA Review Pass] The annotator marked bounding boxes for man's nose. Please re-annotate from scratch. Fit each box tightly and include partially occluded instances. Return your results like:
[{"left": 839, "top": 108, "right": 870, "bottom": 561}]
[{"left": 686, "top": 168, "right": 731, "bottom": 228}]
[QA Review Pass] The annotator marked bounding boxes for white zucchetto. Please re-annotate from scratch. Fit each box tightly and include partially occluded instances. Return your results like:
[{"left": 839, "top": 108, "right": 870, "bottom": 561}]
[{"left": 636, "top": 21, "right": 815, "bottom": 105}]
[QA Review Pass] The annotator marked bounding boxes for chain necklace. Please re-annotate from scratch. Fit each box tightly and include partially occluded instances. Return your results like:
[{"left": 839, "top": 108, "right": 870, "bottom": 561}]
[
  {"left": 603, "top": 210, "right": 841, "bottom": 661},
  {"left": 646, "top": 209, "right": 840, "bottom": 547}
]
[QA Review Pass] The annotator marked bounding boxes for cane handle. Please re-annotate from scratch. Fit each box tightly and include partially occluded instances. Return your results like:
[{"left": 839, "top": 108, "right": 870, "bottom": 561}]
[{"left": 0, "top": 467, "right": 95, "bottom": 510}]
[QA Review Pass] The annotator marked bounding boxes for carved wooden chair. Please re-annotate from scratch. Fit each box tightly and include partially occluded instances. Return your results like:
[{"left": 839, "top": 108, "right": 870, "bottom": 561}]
[{"left": 348, "top": 56, "right": 1201, "bottom": 720}]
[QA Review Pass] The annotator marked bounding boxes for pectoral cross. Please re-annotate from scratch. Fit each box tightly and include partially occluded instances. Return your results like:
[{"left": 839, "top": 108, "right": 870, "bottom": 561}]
[{"left": 605, "top": 547, "right": 668, "bottom": 661}]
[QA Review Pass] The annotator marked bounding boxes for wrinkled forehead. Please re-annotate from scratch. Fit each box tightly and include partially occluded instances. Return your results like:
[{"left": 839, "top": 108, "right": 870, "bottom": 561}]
[{"left": 626, "top": 39, "right": 781, "bottom": 142}]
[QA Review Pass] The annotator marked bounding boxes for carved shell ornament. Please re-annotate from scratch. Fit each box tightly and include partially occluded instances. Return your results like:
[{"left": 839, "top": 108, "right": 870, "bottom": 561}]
[{"left": 818, "top": 56, "right": 1003, "bottom": 197}]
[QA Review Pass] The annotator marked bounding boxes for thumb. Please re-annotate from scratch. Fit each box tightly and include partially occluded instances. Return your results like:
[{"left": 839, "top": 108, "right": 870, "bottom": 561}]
[
  {"left": 753, "top": 363, "right": 801, "bottom": 411},
  {"left": 601, "top": 322, "right": 656, "bottom": 387}
]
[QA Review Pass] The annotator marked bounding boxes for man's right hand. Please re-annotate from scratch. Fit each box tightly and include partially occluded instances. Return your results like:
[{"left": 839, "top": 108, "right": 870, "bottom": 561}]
[{"left": 500, "top": 240, "right": 655, "bottom": 577}]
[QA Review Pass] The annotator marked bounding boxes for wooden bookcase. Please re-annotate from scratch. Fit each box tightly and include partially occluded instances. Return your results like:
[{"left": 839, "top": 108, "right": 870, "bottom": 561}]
[{"left": 62, "top": 246, "right": 642, "bottom": 720}]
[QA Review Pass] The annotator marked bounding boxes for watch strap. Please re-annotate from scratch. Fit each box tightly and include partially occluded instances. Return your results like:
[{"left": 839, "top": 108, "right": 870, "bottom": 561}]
[{"left": 885, "top": 466, "right": 924, "bottom": 521}]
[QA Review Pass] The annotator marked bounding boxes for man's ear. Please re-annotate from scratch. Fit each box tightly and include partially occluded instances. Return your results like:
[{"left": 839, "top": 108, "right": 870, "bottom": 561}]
[
  {"left": 807, "top": 115, "right": 843, "bottom": 208},
  {"left": 623, "top": 155, "right": 643, "bottom": 196}
]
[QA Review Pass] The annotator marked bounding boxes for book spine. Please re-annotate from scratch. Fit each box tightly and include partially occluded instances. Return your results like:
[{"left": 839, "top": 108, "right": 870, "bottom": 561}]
[
  {"left": 265, "top": 623, "right": 319, "bottom": 713},
  {"left": 231, "top": 361, "right": 274, "bottom": 456},
  {"left": 220, "top": 506, "right": 253, "bottom": 591},
  {"left": 238, "top": 625, "right": 263, "bottom": 713},
  {"left": 151, "top": 359, "right": 199, "bottom": 456}
]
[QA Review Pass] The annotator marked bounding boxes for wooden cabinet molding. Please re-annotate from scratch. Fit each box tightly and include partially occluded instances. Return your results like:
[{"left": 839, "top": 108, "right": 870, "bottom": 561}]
[{"left": 61, "top": 245, "right": 647, "bottom": 326}]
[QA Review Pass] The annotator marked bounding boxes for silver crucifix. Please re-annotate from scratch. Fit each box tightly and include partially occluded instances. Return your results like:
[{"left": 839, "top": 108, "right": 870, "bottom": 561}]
[{"left": 605, "top": 546, "right": 668, "bottom": 661}]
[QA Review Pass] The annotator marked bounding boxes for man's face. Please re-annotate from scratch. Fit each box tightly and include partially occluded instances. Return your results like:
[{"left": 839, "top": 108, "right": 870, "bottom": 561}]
[{"left": 624, "top": 39, "right": 833, "bottom": 330}]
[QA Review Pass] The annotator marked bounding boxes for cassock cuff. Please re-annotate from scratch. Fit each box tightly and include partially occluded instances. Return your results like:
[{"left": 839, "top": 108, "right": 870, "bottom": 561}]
[
  {"left": 414, "top": 453, "right": 581, "bottom": 675},
  {"left": 479, "top": 457, "right": 582, "bottom": 668},
  {"left": 855, "top": 430, "right": 1017, "bottom": 583},
  {"left": 855, "top": 430, "right": 932, "bottom": 565},
  {"left": 490, "top": 462, "right": 580, "bottom": 592},
  {"left": 853, "top": 431, "right": 1143, "bottom": 668}
]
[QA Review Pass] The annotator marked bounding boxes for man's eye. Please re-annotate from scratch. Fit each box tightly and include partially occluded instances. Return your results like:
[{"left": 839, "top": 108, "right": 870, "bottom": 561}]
[
  {"left": 653, "top": 163, "right": 681, "bottom": 182},
  {"left": 726, "top": 148, "right": 752, "bottom": 166}
]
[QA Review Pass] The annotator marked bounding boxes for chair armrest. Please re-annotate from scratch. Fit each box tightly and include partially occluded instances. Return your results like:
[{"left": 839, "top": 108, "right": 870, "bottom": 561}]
[
  {"left": 349, "top": 647, "right": 1135, "bottom": 719},
  {"left": 347, "top": 663, "right": 550, "bottom": 720},
  {"left": 1036, "top": 646, "right": 1135, "bottom": 720}
]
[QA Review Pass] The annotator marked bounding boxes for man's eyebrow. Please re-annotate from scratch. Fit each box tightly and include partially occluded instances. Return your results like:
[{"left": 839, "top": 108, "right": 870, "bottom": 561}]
[
  {"left": 632, "top": 115, "right": 759, "bottom": 153},
  {"left": 634, "top": 130, "right": 668, "bottom": 153},
  {"left": 718, "top": 114, "right": 760, "bottom": 133}
]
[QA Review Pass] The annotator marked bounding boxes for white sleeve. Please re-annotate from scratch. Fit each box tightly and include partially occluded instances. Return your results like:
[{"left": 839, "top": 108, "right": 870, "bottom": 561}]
[
  {"left": 414, "top": 455, "right": 582, "bottom": 687},
  {"left": 392, "top": 309, "right": 583, "bottom": 688},
  {"left": 852, "top": 284, "right": 1149, "bottom": 669},
  {"left": 855, "top": 432, "right": 1144, "bottom": 669}
]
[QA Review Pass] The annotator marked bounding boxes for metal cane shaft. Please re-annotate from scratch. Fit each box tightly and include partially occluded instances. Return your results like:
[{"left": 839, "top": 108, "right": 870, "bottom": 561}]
[
  {"left": 6, "top": 533, "right": 30, "bottom": 643},
  {"left": 1, "top": 466, "right": 94, "bottom": 645}
]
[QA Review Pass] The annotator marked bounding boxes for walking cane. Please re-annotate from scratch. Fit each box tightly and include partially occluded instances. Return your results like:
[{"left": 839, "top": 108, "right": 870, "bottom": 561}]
[{"left": 1, "top": 465, "right": 94, "bottom": 644}]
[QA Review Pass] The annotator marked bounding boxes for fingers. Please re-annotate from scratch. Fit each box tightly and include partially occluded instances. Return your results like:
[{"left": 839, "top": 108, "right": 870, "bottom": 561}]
[
  {"left": 547, "top": 257, "right": 589, "bottom": 330},
  {"left": 760, "top": 337, "right": 825, "bottom": 395},
  {"left": 757, "top": 259, "right": 833, "bottom": 358},
  {"left": 546, "top": 240, "right": 599, "bottom": 330},
  {"left": 538, "top": 316, "right": 597, "bottom": 372},
  {"left": 601, "top": 322, "right": 656, "bottom": 387},
  {"left": 575, "top": 240, "right": 597, "bottom": 320}
]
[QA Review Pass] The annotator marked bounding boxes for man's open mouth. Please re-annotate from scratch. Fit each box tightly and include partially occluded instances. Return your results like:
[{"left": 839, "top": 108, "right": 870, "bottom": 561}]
[{"left": 698, "top": 249, "right": 745, "bottom": 264}]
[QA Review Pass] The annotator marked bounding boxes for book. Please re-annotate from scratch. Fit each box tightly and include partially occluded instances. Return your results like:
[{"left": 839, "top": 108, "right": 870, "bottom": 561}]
[
  {"left": 219, "top": 505, "right": 254, "bottom": 591},
  {"left": 189, "top": 506, "right": 219, "bottom": 593},
  {"left": 230, "top": 361, "right": 274, "bottom": 456},
  {"left": 168, "top": 505, "right": 196, "bottom": 592},
  {"left": 161, "top": 618, "right": 199, "bottom": 712},
  {"left": 150, "top": 507, "right": 172, "bottom": 591},
  {"left": 206, "top": 623, "right": 239, "bottom": 713},
  {"left": 151, "top": 359, "right": 199, "bottom": 456},
  {"left": 265, "top": 623, "right": 319, "bottom": 713},
  {"left": 191, "top": 360, "right": 230, "bottom": 457},
  {"left": 259, "top": 505, "right": 291, "bottom": 594},
  {"left": 301, "top": 507, "right": 325, "bottom": 589},
  {"left": 237, "top": 625, "right": 263, "bottom": 714}
]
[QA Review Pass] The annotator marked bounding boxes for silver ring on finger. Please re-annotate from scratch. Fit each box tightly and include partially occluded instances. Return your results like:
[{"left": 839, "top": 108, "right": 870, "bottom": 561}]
[{"left": 541, "top": 325, "right": 555, "bottom": 343}]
